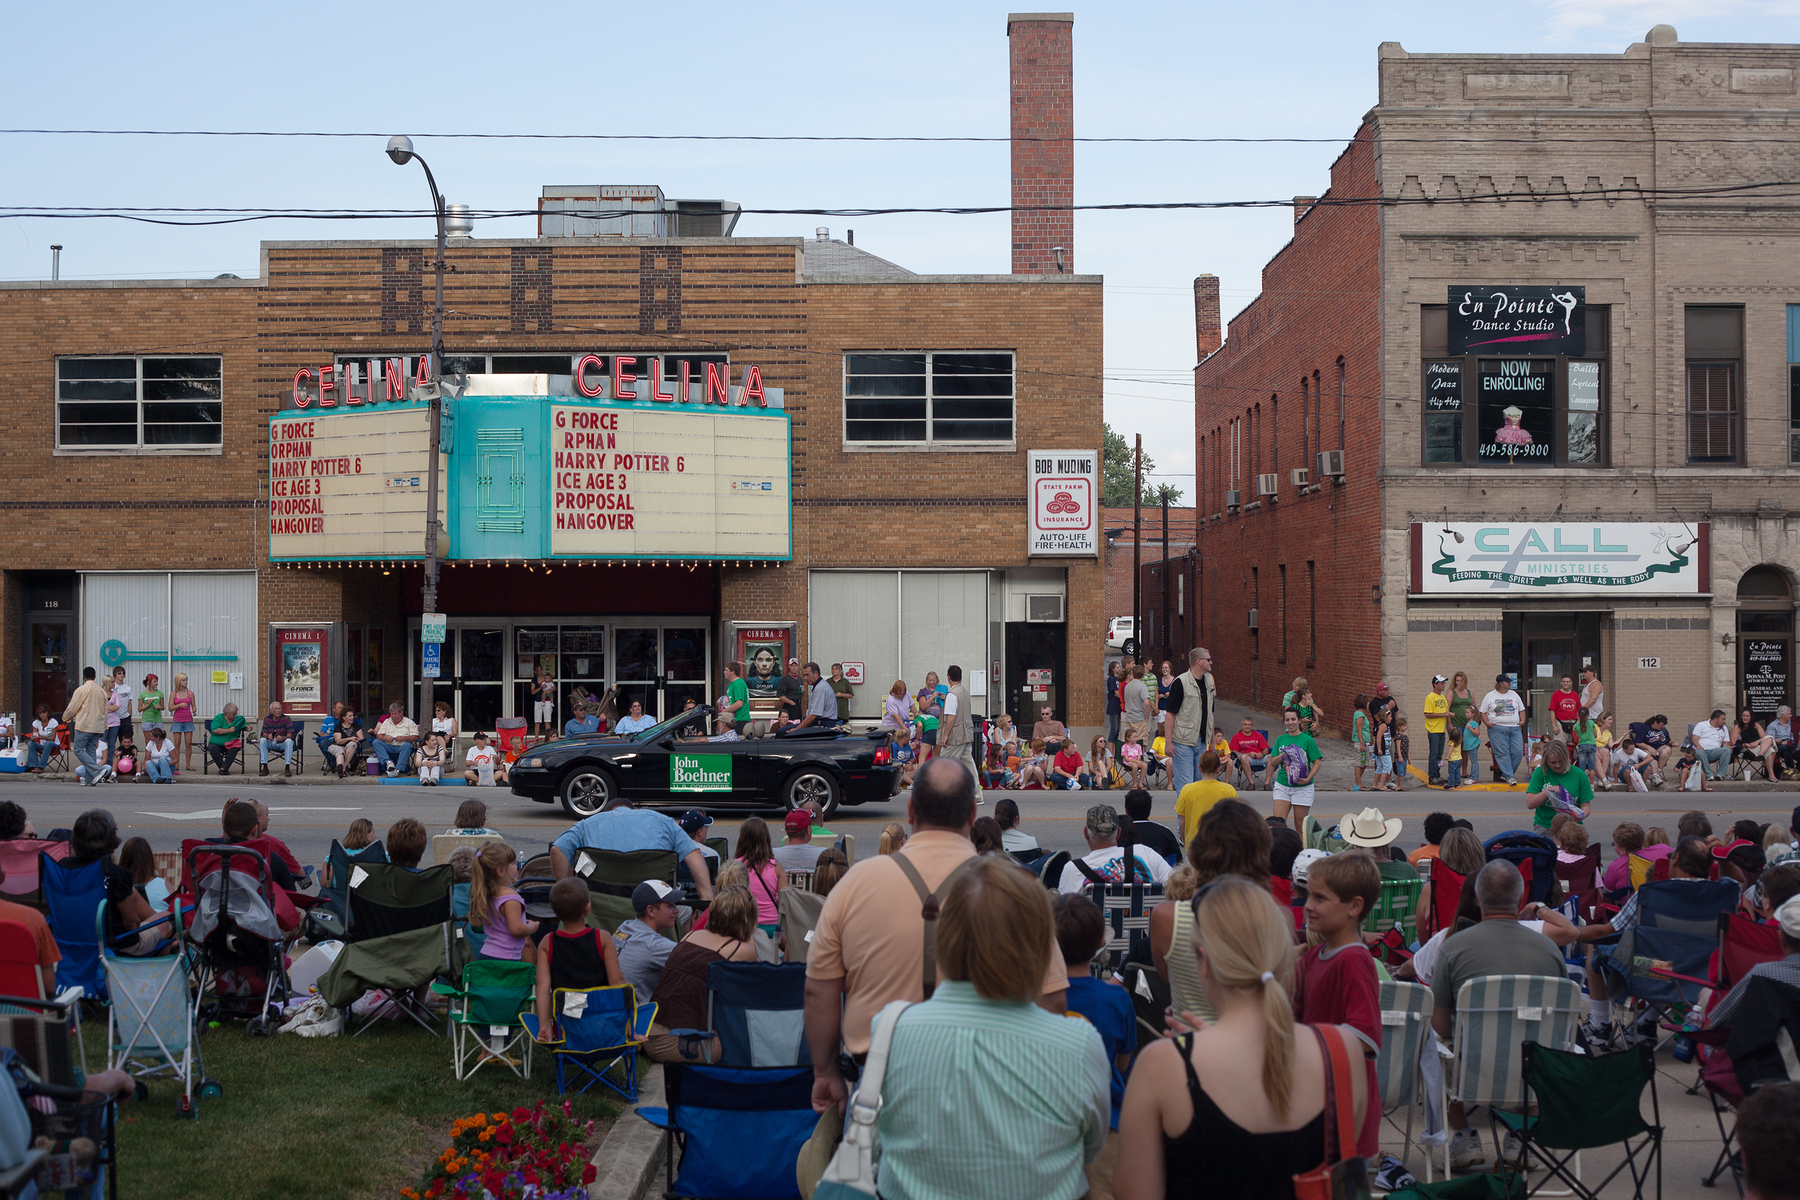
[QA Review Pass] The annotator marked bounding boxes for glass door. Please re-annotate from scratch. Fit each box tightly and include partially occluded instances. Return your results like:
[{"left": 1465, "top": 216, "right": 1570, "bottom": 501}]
[
  {"left": 615, "top": 628, "right": 660, "bottom": 719},
  {"left": 27, "top": 619, "right": 71, "bottom": 717},
  {"left": 663, "top": 626, "right": 710, "bottom": 719},
  {"left": 457, "top": 627, "right": 506, "bottom": 733},
  {"left": 558, "top": 626, "right": 606, "bottom": 726}
]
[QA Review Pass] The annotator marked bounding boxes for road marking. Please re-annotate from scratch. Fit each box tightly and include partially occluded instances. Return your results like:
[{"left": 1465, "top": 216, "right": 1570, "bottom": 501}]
[{"left": 135, "top": 806, "right": 362, "bottom": 820}]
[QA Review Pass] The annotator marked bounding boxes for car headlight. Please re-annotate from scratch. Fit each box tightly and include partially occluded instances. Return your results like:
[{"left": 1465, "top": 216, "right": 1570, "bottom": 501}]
[{"left": 524, "top": 757, "right": 543, "bottom": 769}]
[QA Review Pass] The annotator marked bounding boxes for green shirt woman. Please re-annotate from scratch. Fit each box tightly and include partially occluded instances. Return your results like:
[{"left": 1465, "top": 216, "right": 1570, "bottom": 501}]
[{"left": 137, "top": 674, "right": 165, "bottom": 727}]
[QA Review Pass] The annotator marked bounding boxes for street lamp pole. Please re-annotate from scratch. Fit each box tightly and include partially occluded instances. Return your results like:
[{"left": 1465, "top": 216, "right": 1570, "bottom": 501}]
[{"left": 387, "top": 135, "right": 445, "bottom": 729}]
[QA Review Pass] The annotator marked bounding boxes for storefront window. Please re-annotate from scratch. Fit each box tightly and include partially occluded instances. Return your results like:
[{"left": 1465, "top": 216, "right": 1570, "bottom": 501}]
[
  {"left": 57, "top": 356, "right": 223, "bottom": 452},
  {"left": 843, "top": 352, "right": 1015, "bottom": 445},
  {"left": 1420, "top": 305, "right": 1609, "bottom": 467}
]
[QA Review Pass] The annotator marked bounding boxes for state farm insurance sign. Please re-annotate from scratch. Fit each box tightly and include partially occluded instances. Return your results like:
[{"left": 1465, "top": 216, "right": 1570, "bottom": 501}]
[{"left": 1028, "top": 449, "right": 1098, "bottom": 557}]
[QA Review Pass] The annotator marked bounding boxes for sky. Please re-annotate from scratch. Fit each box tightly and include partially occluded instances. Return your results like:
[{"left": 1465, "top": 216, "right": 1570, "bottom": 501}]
[{"left": 8, "top": 0, "right": 1800, "bottom": 496}]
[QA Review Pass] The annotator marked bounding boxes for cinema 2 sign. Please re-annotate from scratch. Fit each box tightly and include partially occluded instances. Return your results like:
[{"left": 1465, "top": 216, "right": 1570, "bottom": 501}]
[{"left": 1449, "top": 286, "right": 1586, "bottom": 356}]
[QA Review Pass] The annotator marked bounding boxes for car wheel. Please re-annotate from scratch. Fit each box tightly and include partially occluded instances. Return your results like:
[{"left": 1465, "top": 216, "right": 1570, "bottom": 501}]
[
  {"left": 559, "top": 767, "right": 616, "bottom": 818},
  {"left": 783, "top": 768, "right": 841, "bottom": 820}
]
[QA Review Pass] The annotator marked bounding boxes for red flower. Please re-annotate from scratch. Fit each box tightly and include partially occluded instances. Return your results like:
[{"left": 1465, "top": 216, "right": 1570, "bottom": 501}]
[{"left": 582, "top": 1164, "right": 598, "bottom": 1185}]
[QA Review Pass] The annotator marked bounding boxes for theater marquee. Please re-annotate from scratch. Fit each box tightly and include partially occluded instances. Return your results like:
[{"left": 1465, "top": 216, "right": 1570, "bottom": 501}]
[{"left": 267, "top": 392, "right": 791, "bottom": 563}]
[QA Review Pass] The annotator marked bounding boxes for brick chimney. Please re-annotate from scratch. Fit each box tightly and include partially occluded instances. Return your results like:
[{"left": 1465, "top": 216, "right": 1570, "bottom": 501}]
[
  {"left": 1194, "top": 275, "right": 1221, "bottom": 359},
  {"left": 1008, "top": 12, "right": 1074, "bottom": 275}
]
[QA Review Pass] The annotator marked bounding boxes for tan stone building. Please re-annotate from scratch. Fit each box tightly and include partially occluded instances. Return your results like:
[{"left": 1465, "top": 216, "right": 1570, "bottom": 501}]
[{"left": 1196, "top": 25, "right": 1800, "bottom": 740}]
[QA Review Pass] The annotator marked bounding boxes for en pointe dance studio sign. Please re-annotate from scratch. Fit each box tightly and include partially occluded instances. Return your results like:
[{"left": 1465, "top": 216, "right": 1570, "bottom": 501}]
[{"left": 1448, "top": 285, "right": 1586, "bottom": 356}]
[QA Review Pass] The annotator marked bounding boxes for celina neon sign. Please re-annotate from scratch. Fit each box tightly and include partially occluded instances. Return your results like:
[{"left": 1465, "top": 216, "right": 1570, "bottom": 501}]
[{"left": 290, "top": 355, "right": 765, "bottom": 409}]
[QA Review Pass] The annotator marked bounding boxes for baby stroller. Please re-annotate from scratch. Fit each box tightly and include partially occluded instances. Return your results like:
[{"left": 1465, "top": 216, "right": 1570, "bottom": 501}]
[
  {"left": 182, "top": 842, "right": 295, "bottom": 1036},
  {"left": 0, "top": 1004, "right": 117, "bottom": 1200},
  {"left": 104, "top": 935, "right": 213, "bottom": 1121}
]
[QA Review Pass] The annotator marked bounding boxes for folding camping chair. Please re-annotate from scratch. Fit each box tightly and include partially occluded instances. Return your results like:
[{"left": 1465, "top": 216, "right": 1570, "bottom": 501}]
[
  {"left": 695, "top": 961, "right": 809, "bottom": 1068},
  {"left": 1437, "top": 974, "right": 1584, "bottom": 1181},
  {"left": 41, "top": 856, "right": 110, "bottom": 1003},
  {"left": 319, "top": 839, "right": 387, "bottom": 924},
  {"left": 430, "top": 833, "right": 505, "bottom": 867},
  {"left": 776, "top": 888, "right": 825, "bottom": 966},
  {"left": 493, "top": 717, "right": 527, "bottom": 766},
  {"left": 0, "top": 839, "right": 70, "bottom": 913},
  {"left": 1486, "top": 831, "right": 1560, "bottom": 905},
  {"left": 1369, "top": 875, "right": 1424, "bottom": 946},
  {"left": 1419, "top": 860, "right": 1468, "bottom": 941},
  {"left": 433, "top": 959, "right": 537, "bottom": 1080},
  {"left": 1514, "top": 1042, "right": 1663, "bottom": 1200},
  {"left": 638, "top": 1062, "right": 817, "bottom": 1200},
  {"left": 1375, "top": 980, "right": 1436, "bottom": 1182},
  {"left": 47, "top": 723, "right": 71, "bottom": 774},
  {"left": 520, "top": 985, "right": 655, "bottom": 1100},
  {"left": 105, "top": 943, "right": 213, "bottom": 1120},
  {"left": 1600, "top": 878, "right": 1741, "bottom": 1028},
  {"left": 316, "top": 863, "right": 469, "bottom": 1035},
  {"left": 1069, "top": 855, "right": 1164, "bottom": 972},
  {"left": 569, "top": 847, "right": 679, "bottom": 933},
  {"left": 1627, "top": 852, "right": 1670, "bottom": 892},
  {"left": 0, "top": 1014, "right": 116, "bottom": 1200}
]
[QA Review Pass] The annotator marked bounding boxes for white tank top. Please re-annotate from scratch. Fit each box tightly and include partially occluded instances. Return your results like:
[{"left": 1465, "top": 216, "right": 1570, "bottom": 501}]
[{"left": 1585, "top": 684, "right": 1605, "bottom": 720}]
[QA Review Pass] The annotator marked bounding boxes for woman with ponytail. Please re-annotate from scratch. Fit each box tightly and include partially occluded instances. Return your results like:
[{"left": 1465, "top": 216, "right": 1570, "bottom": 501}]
[{"left": 1114, "top": 877, "right": 1367, "bottom": 1200}]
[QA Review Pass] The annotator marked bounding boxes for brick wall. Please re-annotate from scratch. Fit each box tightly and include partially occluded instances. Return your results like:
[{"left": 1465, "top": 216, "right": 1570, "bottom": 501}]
[
  {"left": 1009, "top": 13, "right": 1075, "bottom": 276},
  {"left": 1190, "top": 128, "right": 1384, "bottom": 734}
]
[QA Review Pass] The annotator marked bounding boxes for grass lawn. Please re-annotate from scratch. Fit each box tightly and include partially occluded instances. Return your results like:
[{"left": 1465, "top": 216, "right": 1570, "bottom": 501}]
[{"left": 93, "top": 1019, "right": 619, "bottom": 1200}]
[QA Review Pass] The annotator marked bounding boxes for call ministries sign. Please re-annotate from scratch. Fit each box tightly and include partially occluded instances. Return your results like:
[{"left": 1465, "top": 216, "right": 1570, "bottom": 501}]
[
  {"left": 1029, "top": 448, "right": 1100, "bottom": 557},
  {"left": 670, "top": 753, "right": 733, "bottom": 792},
  {"left": 1412, "top": 522, "right": 1707, "bottom": 596}
]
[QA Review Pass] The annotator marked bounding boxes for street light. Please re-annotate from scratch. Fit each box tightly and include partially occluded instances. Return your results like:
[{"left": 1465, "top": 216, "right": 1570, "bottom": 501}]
[{"left": 386, "top": 134, "right": 447, "bottom": 730}]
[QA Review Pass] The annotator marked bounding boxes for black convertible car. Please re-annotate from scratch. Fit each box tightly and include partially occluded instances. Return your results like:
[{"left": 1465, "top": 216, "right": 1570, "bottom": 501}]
[{"left": 508, "top": 705, "right": 903, "bottom": 818}]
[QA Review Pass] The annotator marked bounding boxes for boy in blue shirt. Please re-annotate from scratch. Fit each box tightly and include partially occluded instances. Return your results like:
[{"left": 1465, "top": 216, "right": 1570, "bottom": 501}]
[{"left": 1053, "top": 892, "right": 1135, "bottom": 1130}]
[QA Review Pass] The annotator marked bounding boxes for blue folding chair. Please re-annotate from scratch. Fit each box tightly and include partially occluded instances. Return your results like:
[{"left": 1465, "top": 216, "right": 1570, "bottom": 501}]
[
  {"left": 1484, "top": 830, "right": 1560, "bottom": 905},
  {"left": 519, "top": 985, "right": 654, "bottom": 1100},
  {"left": 1601, "top": 878, "right": 1741, "bottom": 1009},
  {"left": 638, "top": 1063, "right": 817, "bottom": 1200},
  {"left": 40, "top": 855, "right": 108, "bottom": 1003},
  {"left": 320, "top": 839, "right": 387, "bottom": 926},
  {"left": 702, "top": 961, "right": 809, "bottom": 1068}
]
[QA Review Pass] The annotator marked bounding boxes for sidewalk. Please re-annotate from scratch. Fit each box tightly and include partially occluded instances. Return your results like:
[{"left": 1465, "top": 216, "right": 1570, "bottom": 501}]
[{"left": 1213, "top": 696, "right": 1799, "bottom": 795}]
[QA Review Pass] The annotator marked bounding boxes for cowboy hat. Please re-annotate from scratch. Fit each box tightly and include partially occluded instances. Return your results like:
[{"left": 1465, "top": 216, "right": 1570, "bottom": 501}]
[{"left": 1340, "top": 806, "right": 1402, "bottom": 848}]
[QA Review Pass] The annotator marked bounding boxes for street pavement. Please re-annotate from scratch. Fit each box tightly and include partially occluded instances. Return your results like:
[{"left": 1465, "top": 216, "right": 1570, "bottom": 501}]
[{"left": 3, "top": 769, "right": 1791, "bottom": 875}]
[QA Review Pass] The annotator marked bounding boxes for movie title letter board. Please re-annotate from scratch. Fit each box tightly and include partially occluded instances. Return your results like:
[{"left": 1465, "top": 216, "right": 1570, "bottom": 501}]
[
  {"left": 268, "top": 406, "right": 445, "bottom": 561},
  {"left": 1029, "top": 448, "right": 1099, "bottom": 557},
  {"left": 549, "top": 403, "right": 791, "bottom": 560}
]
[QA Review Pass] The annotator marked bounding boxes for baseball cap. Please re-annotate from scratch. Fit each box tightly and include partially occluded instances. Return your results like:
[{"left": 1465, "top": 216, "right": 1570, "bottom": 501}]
[
  {"left": 632, "top": 879, "right": 675, "bottom": 913},
  {"left": 1292, "top": 848, "right": 1330, "bottom": 885},
  {"left": 1085, "top": 804, "right": 1120, "bottom": 838},
  {"left": 1778, "top": 894, "right": 1800, "bottom": 939},
  {"left": 784, "top": 810, "right": 812, "bottom": 836},
  {"left": 1496, "top": 673, "right": 1510, "bottom": 683},
  {"left": 1374, "top": 681, "right": 1390, "bottom": 691},
  {"left": 1432, "top": 674, "right": 1448, "bottom": 685},
  {"left": 678, "top": 810, "right": 713, "bottom": 836}
]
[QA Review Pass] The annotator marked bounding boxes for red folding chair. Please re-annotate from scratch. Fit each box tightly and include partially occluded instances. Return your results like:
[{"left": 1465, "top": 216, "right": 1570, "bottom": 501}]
[
  {"left": 0, "top": 920, "right": 47, "bottom": 997},
  {"left": 0, "top": 839, "right": 71, "bottom": 913},
  {"left": 1553, "top": 844, "right": 1602, "bottom": 894},
  {"left": 1419, "top": 862, "right": 1466, "bottom": 939},
  {"left": 495, "top": 722, "right": 529, "bottom": 764}
]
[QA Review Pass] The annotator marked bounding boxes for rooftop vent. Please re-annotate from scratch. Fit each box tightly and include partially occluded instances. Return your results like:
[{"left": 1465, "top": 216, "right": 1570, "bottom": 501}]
[{"left": 538, "top": 186, "right": 742, "bottom": 238}]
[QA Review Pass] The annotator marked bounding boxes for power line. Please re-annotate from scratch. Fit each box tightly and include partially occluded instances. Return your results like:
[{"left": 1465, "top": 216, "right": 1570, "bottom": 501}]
[
  {"left": 6, "top": 127, "right": 1800, "bottom": 148},
  {"left": 7, "top": 176, "right": 1800, "bottom": 226}
]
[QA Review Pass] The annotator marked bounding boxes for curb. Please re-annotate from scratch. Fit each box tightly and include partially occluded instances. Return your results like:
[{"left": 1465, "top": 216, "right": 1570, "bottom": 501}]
[{"left": 589, "top": 1065, "right": 665, "bottom": 1200}]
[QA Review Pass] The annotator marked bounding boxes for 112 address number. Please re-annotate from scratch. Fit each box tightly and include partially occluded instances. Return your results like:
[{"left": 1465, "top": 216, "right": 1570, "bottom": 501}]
[{"left": 1638, "top": 656, "right": 1661, "bottom": 669}]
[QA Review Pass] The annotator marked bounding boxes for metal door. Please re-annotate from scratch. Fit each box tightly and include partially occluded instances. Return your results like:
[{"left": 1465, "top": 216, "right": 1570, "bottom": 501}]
[
  {"left": 1525, "top": 637, "right": 1575, "bottom": 735},
  {"left": 456, "top": 628, "right": 506, "bottom": 733}
]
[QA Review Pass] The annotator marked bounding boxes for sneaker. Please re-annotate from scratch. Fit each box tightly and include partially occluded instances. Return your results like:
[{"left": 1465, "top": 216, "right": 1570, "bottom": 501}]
[
  {"left": 385, "top": 764, "right": 397, "bottom": 777},
  {"left": 1576, "top": 1019, "right": 1611, "bottom": 1055},
  {"left": 1448, "top": 1129, "right": 1486, "bottom": 1171},
  {"left": 1500, "top": 1130, "right": 1527, "bottom": 1168},
  {"left": 1372, "top": 1154, "right": 1416, "bottom": 1192}
]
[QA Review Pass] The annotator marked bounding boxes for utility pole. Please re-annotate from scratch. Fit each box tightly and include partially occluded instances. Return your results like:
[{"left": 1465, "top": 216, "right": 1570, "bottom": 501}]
[
  {"left": 1161, "top": 491, "right": 1170, "bottom": 660},
  {"left": 1131, "top": 434, "right": 1142, "bottom": 659}
]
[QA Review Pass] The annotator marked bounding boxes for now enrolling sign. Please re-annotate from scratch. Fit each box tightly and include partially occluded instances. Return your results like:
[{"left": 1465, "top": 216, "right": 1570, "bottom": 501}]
[{"left": 670, "top": 754, "right": 733, "bottom": 792}]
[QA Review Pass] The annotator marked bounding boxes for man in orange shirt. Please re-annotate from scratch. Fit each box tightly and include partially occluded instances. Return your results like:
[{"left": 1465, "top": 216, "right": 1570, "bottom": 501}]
[
  {"left": 1408, "top": 811, "right": 1456, "bottom": 869},
  {"left": 0, "top": 865, "right": 62, "bottom": 995},
  {"left": 804, "top": 757, "right": 1067, "bottom": 1114}
]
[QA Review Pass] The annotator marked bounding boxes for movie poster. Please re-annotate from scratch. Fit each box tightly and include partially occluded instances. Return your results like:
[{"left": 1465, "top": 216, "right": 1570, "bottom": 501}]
[
  {"left": 727, "top": 622, "right": 796, "bottom": 713},
  {"left": 271, "top": 626, "right": 331, "bottom": 716}
]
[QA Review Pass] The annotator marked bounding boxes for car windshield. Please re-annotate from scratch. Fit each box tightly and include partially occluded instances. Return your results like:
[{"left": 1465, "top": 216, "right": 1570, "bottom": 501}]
[{"left": 626, "top": 707, "right": 706, "bottom": 742}]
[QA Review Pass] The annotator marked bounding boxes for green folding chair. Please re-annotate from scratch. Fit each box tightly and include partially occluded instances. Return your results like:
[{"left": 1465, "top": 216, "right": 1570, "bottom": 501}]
[
  {"left": 1377, "top": 980, "right": 1437, "bottom": 1181},
  {"left": 1303, "top": 815, "right": 1326, "bottom": 851},
  {"left": 1439, "top": 974, "right": 1584, "bottom": 1181},
  {"left": 571, "top": 847, "right": 678, "bottom": 933},
  {"left": 433, "top": 958, "right": 539, "bottom": 1081},
  {"left": 1371, "top": 876, "right": 1425, "bottom": 944},
  {"left": 1511, "top": 1042, "right": 1662, "bottom": 1200}
]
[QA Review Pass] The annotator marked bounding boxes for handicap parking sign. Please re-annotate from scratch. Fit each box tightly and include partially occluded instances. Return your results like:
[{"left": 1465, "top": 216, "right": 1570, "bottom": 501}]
[{"left": 422, "top": 643, "right": 441, "bottom": 679}]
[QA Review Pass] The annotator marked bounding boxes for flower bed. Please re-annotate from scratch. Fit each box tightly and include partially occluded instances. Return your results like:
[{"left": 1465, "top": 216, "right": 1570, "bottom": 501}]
[{"left": 402, "top": 1102, "right": 599, "bottom": 1200}]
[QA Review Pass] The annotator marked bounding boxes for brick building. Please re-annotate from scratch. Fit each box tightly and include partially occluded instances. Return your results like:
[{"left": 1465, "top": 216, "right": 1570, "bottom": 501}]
[
  {"left": 1191, "top": 25, "right": 1800, "bottom": 740},
  {"left": 0, "top": 12, "right": 1105, "bottom": 754}
]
